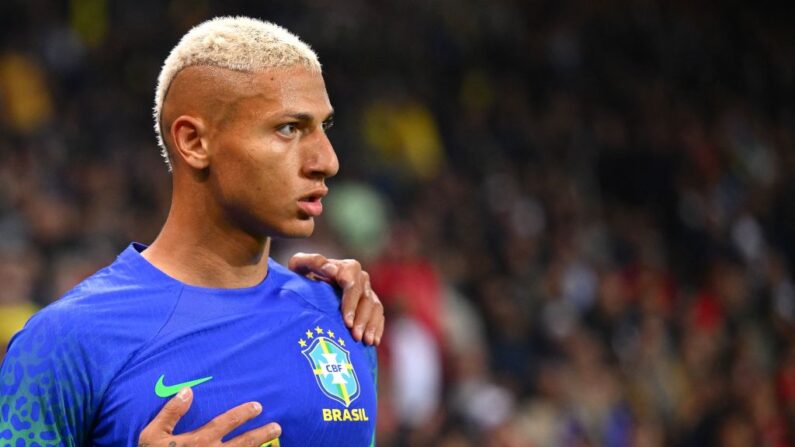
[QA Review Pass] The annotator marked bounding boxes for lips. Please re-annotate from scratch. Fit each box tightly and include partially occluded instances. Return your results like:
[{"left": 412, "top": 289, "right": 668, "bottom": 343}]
[{"left": 297, "top": 188, "right": 327, "bottom": 217}]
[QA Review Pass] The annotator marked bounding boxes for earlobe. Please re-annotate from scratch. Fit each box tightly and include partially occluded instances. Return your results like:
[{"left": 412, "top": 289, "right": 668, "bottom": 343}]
[{"left": 171, "top": 116, "right": 210, "bottom": 169}]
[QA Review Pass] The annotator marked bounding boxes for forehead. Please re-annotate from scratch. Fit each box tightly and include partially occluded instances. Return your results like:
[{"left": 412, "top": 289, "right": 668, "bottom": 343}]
[{"left": 230, "top": 66, "right": 332, "bottom": 120}]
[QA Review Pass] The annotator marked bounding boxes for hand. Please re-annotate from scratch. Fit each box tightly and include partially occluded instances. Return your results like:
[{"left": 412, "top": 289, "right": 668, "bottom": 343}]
[
  {"left": 138, "top": 387, "right": 281, "bottom": 447},
  {"left": 288, "top": 253, "right": 385, "bottom": 346}
]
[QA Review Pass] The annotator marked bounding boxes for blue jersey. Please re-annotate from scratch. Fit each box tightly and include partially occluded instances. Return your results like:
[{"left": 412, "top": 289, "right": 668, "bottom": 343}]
[{"left": 0, "top": 243, "right": 377, "bottom": 446}]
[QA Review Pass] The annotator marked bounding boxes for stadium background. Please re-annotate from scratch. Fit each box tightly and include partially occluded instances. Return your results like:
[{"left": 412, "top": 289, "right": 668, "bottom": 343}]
[{"left": 0, "top": 1, "right": 793, "bottom": 445}]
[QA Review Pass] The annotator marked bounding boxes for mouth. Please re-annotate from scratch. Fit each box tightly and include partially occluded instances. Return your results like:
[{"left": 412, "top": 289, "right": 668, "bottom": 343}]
[{"left": 297, "top": 189, "right": 327, "bottom": 218}]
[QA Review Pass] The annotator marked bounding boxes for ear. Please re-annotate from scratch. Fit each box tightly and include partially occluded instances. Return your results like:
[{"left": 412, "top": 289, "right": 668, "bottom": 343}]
[{"left": 170, "top": 115, "right": 210, "bottom": 169}]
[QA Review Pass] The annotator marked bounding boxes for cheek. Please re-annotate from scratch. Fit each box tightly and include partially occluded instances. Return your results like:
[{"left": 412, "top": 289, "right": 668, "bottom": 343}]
[
  {"left": 212, "top": 131, "right": 300, "bottom": 200},
  {"left": 218, "top": 137, "right": 274, "bottom": 179},
  {"left": 246, "top": 152, "right": 293, "bottom": 193},
  {"left": 237, "top": 147, "right": 299, "bottom": 207}
]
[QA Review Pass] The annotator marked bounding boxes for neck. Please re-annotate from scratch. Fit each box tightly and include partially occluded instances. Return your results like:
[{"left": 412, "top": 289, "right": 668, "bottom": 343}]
[{"left": 143, "top": 198, "right": 271, "bottom": 289}]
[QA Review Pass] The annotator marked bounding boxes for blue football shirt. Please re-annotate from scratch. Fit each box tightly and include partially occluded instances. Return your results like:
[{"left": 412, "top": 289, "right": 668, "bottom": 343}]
[{"left": 0, "top": 243, "right": 377, "bottom": 446}]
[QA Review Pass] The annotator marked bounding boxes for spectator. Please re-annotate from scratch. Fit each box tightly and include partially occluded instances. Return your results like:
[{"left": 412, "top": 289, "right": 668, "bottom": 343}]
[{"left": 0, "top": 1, "right": 792, "bottom": 445}]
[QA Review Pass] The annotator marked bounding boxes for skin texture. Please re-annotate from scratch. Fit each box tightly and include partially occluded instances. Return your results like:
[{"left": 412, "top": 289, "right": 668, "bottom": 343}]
[
  {"left": 137, "top": 64, "right": 384, "bottom": 446},
  {"left": 145, "top": 65, "right": 337, "bottom": 288}
]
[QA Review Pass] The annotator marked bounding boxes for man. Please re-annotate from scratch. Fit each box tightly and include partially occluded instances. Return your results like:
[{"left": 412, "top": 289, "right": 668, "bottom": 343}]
[{"left": 0, "top": 17, "right": 381, "bottom": 447}]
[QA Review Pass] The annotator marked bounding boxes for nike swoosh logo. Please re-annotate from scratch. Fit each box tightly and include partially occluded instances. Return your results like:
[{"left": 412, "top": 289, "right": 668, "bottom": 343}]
[{"left": 155, "top": 374, "right": 214, "bottom": 398}]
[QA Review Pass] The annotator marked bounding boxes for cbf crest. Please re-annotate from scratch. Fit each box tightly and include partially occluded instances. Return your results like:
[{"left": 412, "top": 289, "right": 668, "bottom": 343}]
[{"left": 298, "top": 326, "right": 360, "bottom": 407}]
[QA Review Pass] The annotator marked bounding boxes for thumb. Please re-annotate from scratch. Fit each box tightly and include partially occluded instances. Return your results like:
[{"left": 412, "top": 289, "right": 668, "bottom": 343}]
[{"left": 147, "top": 387, "right": 194, "bottom": 436}]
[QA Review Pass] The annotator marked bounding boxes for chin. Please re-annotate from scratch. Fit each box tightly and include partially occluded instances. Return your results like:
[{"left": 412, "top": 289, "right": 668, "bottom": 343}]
[{"left": 273, "top": 219, "right": 315, "bottom": 239}]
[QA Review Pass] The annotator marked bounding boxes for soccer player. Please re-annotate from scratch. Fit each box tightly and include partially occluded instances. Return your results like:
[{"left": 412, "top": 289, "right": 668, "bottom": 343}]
[{"left": 0, "top": 17, "right": 381, "bottom": 447}]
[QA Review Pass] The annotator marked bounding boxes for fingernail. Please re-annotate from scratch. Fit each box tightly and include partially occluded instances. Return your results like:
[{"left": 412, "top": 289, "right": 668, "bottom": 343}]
[
  {"left": 345, "top": 312, "right": 355, "bottom": 325},
  {"left": 366, "top": 328, "right": 375, "bottom": 341},
  {"left": 272, "top": 423, "right": 282, "bottom": 437},
  {"left": 252, "top": 402, "right": 262, "bottom": 414},
  {"left": 321, "top": 263, "right": 339, "bottom": 276},
  {"left": 355, "top": 325, "right": 364, "bottom": 339},
  {"left": 177, "top": 387, "right": 190, "bottom": 402}
]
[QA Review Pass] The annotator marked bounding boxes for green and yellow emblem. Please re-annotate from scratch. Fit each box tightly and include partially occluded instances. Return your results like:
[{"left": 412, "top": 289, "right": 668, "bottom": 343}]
[{"left": 298, "top": 326, "right": 360, "bottom": 407}]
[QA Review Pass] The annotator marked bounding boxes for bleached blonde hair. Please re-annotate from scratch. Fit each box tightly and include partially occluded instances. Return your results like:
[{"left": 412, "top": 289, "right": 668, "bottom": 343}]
[{"left": 154, "top": 16, "right": 322, "bottom": 169}]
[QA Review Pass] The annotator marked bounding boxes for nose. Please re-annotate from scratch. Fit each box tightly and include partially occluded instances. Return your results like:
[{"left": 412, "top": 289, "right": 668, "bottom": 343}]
[{"left": 303, "top": 128, "right": 339, "bottom": 179}]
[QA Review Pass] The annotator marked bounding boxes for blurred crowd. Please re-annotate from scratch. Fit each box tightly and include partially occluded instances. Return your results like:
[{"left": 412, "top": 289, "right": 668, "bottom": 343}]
[{"left": 0, "top": 1, "right": 793, "bottom": 446}]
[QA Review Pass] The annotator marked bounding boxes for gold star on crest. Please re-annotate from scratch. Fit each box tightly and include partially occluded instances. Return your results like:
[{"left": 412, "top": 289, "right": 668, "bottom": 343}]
[
  {"left": 306, "top": 330, "right": 314, "bottom": 339},
  {"left": 298, "top": 339, "right": 307, "bottom": 347},
  {"left": 327, "top": 329, "right": 335, "bottom": 338},
  {"left": 315, "top": 326, "right": 324, "bottom": 334},
  {"left": 338, "top": 338, "right": 345, "bottom": 346}
]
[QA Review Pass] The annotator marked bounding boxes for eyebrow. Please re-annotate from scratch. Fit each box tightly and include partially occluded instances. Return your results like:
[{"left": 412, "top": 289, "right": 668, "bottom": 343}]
[{"left": 284, "top": 110, "right": 335, "bottom": 124}]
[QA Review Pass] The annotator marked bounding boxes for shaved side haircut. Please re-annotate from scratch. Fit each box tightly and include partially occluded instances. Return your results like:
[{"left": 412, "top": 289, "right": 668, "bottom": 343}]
[{"left": 153, "top": 16, "right": 322, "bottom": 169}]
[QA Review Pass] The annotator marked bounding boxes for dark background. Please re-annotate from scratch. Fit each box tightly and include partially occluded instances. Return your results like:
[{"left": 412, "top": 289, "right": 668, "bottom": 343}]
[{"left": 0, "top": 1, "right": 793, "bottom": 445}]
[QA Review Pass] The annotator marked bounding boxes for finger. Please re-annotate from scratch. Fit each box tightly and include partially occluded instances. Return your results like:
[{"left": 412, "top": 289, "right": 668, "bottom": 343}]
[
  {"left": 144, "top": 387, "right": 194, "bottom": 436},
  {"left": 224, "top": 422, "right": 282, "bottom": 447},
  {"left": 351, "top": 279, "right": 376, "bottom": 342},
  {"left": 362, "top": 286, "right": 384, "bottom": 345},
  {"left": 198, "top": 401, "right": 263, "bottom": 438},
  {"left": 368, "top": 286, "right": 385, "bottom": 345},
  {"left": 340, "top": 268, "right": 366, "bottom": 330},
  {"left": 374, "top": 312, "right": 385, "bottom": 346},
  {"left": 287, "top": 253, "right": 329, "bottom": 277}
]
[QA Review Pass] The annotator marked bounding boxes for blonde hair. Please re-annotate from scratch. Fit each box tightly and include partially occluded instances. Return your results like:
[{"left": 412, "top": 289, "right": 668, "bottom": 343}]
[{"left": 153, "top": 16, "right": 321, "bottom": 169}]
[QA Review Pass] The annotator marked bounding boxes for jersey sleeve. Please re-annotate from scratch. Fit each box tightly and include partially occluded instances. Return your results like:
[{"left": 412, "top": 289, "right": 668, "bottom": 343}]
[{"left": 0, "top": 307, "right": 94, "bottom": 447}]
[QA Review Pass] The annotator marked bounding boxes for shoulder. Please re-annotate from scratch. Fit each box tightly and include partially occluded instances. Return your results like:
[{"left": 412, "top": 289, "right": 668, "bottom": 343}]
[
  {"left": 267, "top": 258, "right": 342, "bottom": 316},
  {"left": 0, "top": 260, "right": 182, "bottom": 446},
  {"left": 11, "top": 253, "right": 185, "bottom": 382},
  {"left": 31, "top": 259, "right": 182, "bottom": 340}
]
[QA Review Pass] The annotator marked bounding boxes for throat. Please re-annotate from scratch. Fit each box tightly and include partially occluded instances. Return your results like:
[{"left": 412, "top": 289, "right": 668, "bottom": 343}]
[{"left": 143, "top": 227, "right": 271, "bottom": 289}]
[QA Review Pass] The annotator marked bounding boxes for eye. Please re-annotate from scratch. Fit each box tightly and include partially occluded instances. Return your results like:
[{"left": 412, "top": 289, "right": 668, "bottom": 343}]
[
  {"left": 322, "top": 118, "right": 335, "bottom": 132},
  {"left": 276, "top": 123, "right": 299, "bottom": 137}
]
